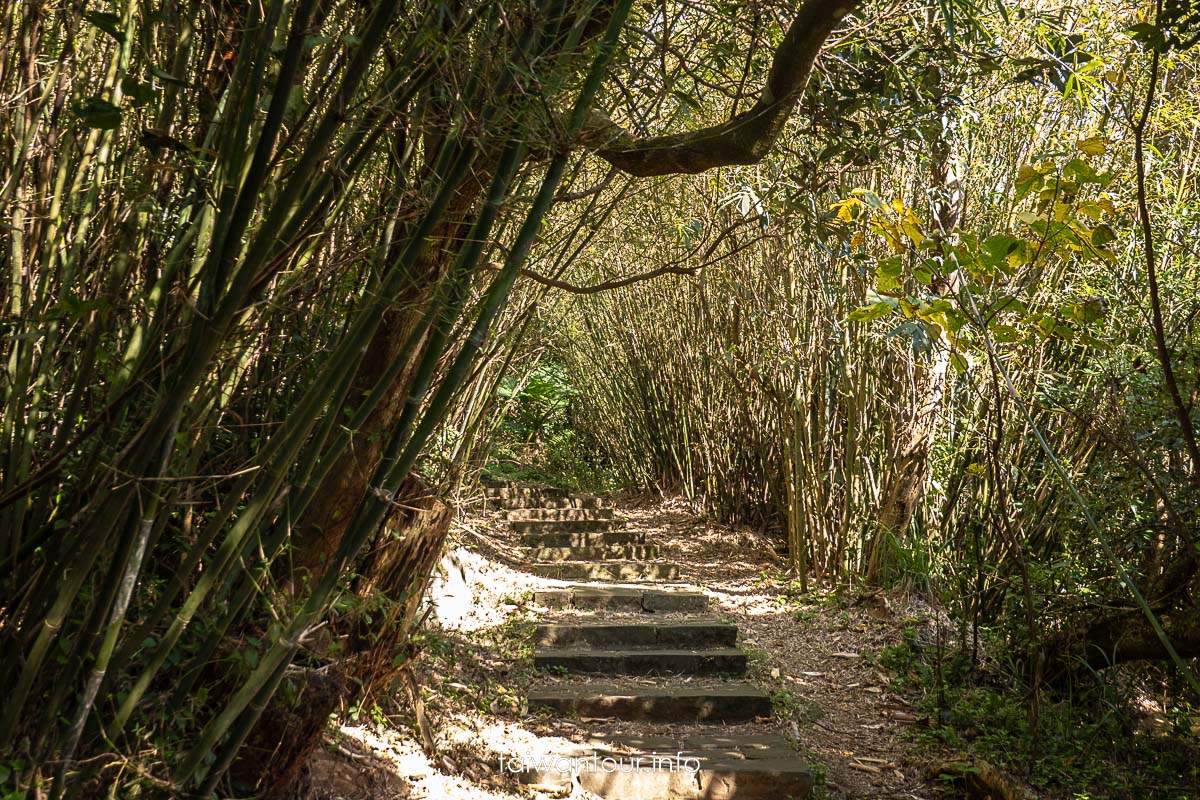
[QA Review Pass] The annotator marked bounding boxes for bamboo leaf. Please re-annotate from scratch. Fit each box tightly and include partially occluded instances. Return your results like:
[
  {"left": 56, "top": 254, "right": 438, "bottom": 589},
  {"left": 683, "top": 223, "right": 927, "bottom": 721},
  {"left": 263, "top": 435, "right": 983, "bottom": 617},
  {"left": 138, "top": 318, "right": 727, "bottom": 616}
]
[
  {"left": 84, "top": 11, "right": 126, "bottom": 43},
  {"left": 74, "top": 97, "right": 122, "bottom": 129}
]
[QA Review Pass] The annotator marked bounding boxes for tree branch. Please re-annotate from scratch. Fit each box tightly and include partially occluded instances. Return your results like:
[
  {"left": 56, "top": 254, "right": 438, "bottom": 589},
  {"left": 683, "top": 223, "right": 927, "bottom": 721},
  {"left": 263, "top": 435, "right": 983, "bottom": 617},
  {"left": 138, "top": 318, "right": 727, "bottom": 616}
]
[
  {"left": 500, "top": 217, "right": 768, "bottom": 294},
  {"left": 583, "top": 0, "right": 860, "bottom": 176},
  {"left": 1047, "top": 605, "right": 1200, "bottom": 683},
  {"left": 514, "top": 262, "right": 699, "bottom": 294}
]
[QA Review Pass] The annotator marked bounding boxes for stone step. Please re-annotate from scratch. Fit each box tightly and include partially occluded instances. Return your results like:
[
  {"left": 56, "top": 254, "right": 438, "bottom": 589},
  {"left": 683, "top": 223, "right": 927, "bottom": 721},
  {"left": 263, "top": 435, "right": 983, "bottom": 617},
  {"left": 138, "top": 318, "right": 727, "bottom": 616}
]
[
  {"left": 535, "top": 619, "right": 737, "bottom": 649},
  {"left": 531, "top": 562, "right": 680, "bottom": 582},
  {"left": 513, "top": 750, "right": 813, "bottom": 800},
  {"left": 521, "top": 530, "right": 645, "bottom": 547},
  {"left": 526, "top": 682, "right": 772, "bottom": 722},
  {"left": 509, "top": 518, "right": 626, "bottom": 534},
  {"left": 535, "top": 587, "right": 708, "bottom": 612},
  {"left": 525, "top": 545, "right": 660, "bottom": 561},
  {"left": 504, "top": 507, "right": 616, "bottom": 521},
  {"left": 485, "top": 487, "right": 609, "bottom": 507},
  {"left": 494, "top": 495, "right": 609, "bottom": 510},
  {"left": 484, "top": 486, "right": 567, "bottom": 499},
  {"left": 534, "top": 647, "right": 746, "bottom": 676},
  {"left": 585, "top": 733, "right": 797, "bottom": 761}
]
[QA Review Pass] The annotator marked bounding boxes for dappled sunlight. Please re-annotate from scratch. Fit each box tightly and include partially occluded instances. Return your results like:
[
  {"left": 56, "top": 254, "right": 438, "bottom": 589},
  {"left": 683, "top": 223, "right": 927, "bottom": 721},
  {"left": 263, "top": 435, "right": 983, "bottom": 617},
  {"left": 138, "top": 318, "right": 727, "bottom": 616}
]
[{"left": 308, "top": 494, "right": 934, "bottom": 798}]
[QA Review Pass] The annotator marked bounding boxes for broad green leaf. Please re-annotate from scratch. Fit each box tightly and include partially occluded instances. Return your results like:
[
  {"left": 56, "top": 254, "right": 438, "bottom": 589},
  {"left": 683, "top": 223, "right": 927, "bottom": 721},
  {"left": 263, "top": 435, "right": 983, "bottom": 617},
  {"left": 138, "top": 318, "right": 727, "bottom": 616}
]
[
  {"left": 877, "top": 256, "right": 904, "bottom": 278},
  {"left": 981, "top": 234, "right": 1027, "bottom": 271},
  {"left": 990, "top": 324, "right": 1022, "bottom": 343},
  {"left": 830, "top": 197, "right": 863, "bottom": 223},
  {"left": 1071, "top": 299, "right": 1105, "bottom": 323},
  {"left": 848, "top": 301, "right": 895, "bottom": 323},
  {"left": 1079, "top": 332, "right": 1113, "bottom": 351},
  {"left": 1064, "top": 158, "right": 1100, "bottom": 183},
  {"left": 900, "top": 219, "right": 925, "bottom": 247},
  {"left": 74, "top": 97, "right": 122, "bottom": 129},
  {"left": 1090, "top": 223, "right": 1117, "bottom": 247},
  {"left": 1014, "top": 164, "right": 1040, "bottom": 201},
  {"left": 84, "top": 11, "right": 125, "bottom": 43},
  {"left": 121, "top": 76, "right": 156, "bottom": 107},
  {"left": 851, "top": 188, "right": 883, "bottom": 209}
]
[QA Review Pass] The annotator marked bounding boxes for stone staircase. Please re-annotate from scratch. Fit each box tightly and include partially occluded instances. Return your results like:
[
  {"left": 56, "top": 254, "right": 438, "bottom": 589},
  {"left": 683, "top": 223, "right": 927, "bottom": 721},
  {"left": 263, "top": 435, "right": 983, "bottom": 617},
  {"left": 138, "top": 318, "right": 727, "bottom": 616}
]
[
  {"left": 485, "top": 484, "right": 814, "bottom": 800},
  {"left": 496, "top": 487, "right": 682, "bottom": 582}
]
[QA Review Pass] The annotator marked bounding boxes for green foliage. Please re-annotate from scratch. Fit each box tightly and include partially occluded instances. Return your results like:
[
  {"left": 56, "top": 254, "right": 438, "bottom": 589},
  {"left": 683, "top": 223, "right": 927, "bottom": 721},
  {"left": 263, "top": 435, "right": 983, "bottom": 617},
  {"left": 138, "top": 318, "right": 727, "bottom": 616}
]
[
  {"left": 836, "top": 142, "right": 1119, "bottom": 361},
  {"left": 496, "top": 362, "right": 575, "bottom": 446},
  {"left": 484, "top": 359, "right": 622, "bottom": 493},
  {"left": 881, "top": 638, "right": 1200, "bottom": 797}
]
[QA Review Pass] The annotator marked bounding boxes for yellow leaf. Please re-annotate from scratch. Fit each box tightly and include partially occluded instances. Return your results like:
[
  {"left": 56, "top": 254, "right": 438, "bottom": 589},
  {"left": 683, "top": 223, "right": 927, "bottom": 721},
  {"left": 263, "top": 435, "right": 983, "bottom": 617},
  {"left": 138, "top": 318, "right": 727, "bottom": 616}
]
[
  {"left": 830, "top": 197, "right": 863, "bottom": 223},
  {"left": 1077, "top": 136, "right": 1108, "bottom": 156},
  {"left": 900, "top": 220, "right": 925, "bottom": 247},
  {"left": 872, "top": 219, "right": 904, "bottom": 253},
  {"left": 850, "top": 231, "right": 864, "bottom": 248},
  {"left": 890, "top": 198, "right": 905, "bottom": 214}
]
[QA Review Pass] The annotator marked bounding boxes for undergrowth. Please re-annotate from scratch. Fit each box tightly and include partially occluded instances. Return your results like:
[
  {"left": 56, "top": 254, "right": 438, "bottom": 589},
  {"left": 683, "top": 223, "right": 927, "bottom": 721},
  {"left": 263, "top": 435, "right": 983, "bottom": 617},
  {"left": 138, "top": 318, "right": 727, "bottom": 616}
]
[{"left": 880, "top": 634, "right": 1200, "bottom": 799}]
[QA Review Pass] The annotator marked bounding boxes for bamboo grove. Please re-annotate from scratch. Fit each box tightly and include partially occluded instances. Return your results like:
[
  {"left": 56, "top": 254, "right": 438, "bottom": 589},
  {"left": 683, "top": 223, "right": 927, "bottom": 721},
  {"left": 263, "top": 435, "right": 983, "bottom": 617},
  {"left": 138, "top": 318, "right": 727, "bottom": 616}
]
[
  {"left": 549, "top": 0, "right": 1200, "bottom": 694},
  {"left": 2, "top": 0, "right": 1200, "bottom": 796},
  {"left": 0, "top": 0, "right": 647, "bottom": 793}
]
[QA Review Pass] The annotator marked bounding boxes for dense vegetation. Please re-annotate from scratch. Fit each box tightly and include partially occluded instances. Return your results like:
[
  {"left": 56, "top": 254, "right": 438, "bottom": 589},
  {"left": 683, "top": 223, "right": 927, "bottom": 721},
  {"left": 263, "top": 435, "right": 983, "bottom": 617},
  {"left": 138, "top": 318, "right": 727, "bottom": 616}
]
[{"left": 1, "top": 0, "right": 1197, "bottom": 796}]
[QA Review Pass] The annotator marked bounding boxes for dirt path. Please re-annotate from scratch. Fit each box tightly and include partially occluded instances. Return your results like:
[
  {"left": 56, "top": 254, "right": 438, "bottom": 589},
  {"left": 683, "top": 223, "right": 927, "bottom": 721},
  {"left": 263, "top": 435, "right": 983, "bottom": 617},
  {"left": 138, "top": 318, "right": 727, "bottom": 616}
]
[{"left": 303, "top": 495, "right": 938, "bottom": 799}]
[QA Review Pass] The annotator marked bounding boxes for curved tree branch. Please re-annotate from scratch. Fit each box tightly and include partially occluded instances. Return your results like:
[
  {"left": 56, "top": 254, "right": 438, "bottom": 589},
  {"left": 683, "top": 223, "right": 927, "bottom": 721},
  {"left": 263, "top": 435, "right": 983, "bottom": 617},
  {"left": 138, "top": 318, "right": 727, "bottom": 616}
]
[
  {"left": 499, "top": 217, "right": 767, "bottom": 293},
  {"left": 514, "top": 262, "right": 699, "bottom": 294},
  {"left": 583, "top": 0, "right": 860, "bottom": 176}
]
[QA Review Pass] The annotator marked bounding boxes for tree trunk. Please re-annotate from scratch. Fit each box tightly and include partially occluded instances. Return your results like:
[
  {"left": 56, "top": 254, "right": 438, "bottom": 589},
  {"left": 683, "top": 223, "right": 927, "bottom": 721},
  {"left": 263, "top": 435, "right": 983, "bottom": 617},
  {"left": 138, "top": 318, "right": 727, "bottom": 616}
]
[
  {"left": 237, "top": 477, "right": 454, "bottom": 799},
  {"left": 866, "top": 54, "right": 962, "bottom": 586},
  {"left": 867, "top": 351, "right": 952, "bottom": 583},
  {"left": 1044, "top": 604, "right": 1200, "bottom": 688},
  {"left": 288, "top": 189, "right": 481, "bottom": 581}
]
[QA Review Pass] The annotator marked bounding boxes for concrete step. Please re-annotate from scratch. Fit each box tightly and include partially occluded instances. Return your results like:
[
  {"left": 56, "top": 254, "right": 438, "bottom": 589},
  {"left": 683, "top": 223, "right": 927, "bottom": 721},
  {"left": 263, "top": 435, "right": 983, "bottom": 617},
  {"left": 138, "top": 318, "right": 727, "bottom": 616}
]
[
  {"left": 483, "top": 486, "right": 567, "bottom": 500},
  {"left": 531, "top": 562, "right": 680, "bottom": 582},
  {"left": 521, "top": 530, "right": 644, "bottom": 547},
  {"left": 514, "top": 751, "right": 813, "bottom": 800},
  {"left": 535, "top": 587, "right": 708, "bottom": 612},
  {"left": 525, "top": 545, "right": 660, "bottom": 561},
  {"left": 494, "top": 495, "right": 609, "bottom": 510},
  {"left": 526, "top": 682, "right": 772, "bottom": 722},
  {"left": 511, "top": 732, "right": 812, "bottom": 800},
  {"left": 509, "top": 518, "right": 626, "bottom": 534},
  {"left": 534, "top": 647, "right": 746, "bottom": 676},
  {"left": 585, "top": 733, "right": 797, "bottom": 761},
  {"left": 535, "top": 619, "right": 737, "bottom": 649},
  {"left": 485, "top": 487, "right": 610, "bottom": 507},
  {"left": 504, "top": 507, "right": 615, "bottom": 521}
]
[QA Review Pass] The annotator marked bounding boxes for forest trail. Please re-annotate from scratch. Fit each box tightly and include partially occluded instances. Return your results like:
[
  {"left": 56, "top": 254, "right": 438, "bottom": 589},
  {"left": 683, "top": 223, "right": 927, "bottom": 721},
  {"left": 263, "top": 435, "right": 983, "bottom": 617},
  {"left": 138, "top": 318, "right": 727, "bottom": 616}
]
[
  {"left": 308, "top": 489, "right": 937, "bottom": 800},
  {"left": 494, "top": 483, "right": 814, "bottom": 799}
]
